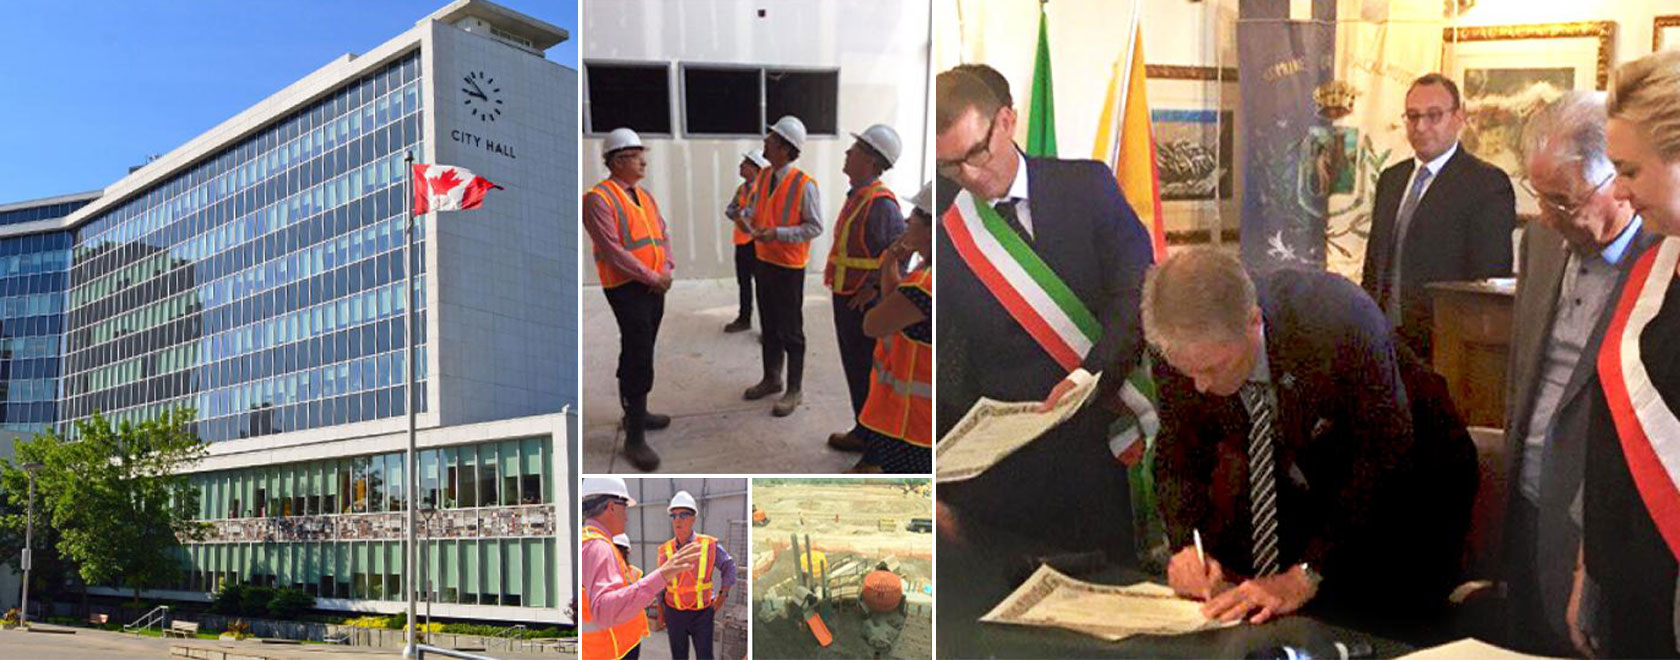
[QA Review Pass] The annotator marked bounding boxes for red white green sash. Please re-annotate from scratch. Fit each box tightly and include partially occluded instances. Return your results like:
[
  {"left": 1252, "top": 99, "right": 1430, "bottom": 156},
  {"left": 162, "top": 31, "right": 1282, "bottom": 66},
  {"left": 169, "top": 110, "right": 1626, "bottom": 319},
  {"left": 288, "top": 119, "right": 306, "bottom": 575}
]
[
  {"left": 1598, "top": 236, "right": 1680, "bottom": 561},
  {"left": 941, "top": 190, "right": 1101, "bottom": 371}
]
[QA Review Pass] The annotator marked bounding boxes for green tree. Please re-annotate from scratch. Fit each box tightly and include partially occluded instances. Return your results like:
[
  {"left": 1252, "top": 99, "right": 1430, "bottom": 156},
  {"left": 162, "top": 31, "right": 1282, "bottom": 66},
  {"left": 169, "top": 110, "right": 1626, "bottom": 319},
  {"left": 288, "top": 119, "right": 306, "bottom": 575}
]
[{"left": 0, "top": 409, "right": 209, "bottom": 605}]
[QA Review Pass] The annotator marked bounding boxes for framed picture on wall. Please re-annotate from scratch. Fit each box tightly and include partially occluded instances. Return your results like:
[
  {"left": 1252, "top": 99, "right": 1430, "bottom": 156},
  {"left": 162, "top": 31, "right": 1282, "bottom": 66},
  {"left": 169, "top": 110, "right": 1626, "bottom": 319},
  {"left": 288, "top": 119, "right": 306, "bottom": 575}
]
[
  {"left": 1146, "top": 64, "right": 1240, "bottom": 246},
  {"left": 1442, "top": 21, "right": 1615, "bottom": 215},
  {"left": 1657, "top": 15, "right": 1680, "bottom": 51}
]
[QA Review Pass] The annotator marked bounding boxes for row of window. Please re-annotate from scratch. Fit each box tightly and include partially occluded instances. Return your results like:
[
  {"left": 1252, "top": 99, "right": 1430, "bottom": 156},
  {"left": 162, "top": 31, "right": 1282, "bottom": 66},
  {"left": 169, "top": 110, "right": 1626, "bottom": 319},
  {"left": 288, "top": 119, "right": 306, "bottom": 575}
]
[
  {"left": 190, "top": 437, "right": 552, "bottom": 521},
  {"left": 0, "top": 199, "right": 92, "bottom": 228},
  {"left": 175, "top": 537, "right": 558, "bottom": 609},
  {"left": 584, "top": 61, "right": 840, "bottom": 138},
  {"left": 73, "top": 53, "right": 420, "bottom": 253}
]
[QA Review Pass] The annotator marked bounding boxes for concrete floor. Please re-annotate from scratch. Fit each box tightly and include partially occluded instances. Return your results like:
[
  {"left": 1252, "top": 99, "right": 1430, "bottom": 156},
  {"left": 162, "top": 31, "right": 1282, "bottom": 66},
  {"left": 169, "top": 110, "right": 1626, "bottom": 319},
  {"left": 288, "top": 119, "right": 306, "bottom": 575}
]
[{"left": 582, "top": 277, "right": 860, "bottom": 474}]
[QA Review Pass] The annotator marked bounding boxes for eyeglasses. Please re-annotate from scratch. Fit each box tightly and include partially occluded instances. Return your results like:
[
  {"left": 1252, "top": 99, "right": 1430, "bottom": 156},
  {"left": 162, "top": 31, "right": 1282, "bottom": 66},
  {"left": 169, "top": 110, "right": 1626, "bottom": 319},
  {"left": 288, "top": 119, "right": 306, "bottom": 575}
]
[
  {"left": 1401, "top": 108, "right": 1455, "bottom": 125},
  {"left": 936, "top": 113, "right": 1000, "bottom": 178},
  {"left": 669, "top": 511, "right": 695, "bottom": 520},
  {"left": 1519, "top": 170, "right": 1614, "bottom": 219}
]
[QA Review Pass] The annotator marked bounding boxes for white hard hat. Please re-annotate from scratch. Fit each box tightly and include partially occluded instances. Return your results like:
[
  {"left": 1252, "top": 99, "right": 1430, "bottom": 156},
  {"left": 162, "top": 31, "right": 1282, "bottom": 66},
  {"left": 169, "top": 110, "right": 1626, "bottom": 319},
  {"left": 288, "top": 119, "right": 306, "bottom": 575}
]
[
  {"left": 910, "top": 181, "right": 932, "bottom": 216},
  {"left": 581, "top": 477, "right": 635, "bottom": 506},
  {"left": 850, "top": 124, "right": 902, "bottom": 167},
  {"left": 603, "top": 127, "right": 644, "bottom": 156},
  {"left": 668, "top": 490, "right": 698, "bottom": 514},
  {"left": 612, "top": 533, "right": 631, "bottom": 549},
  {"left": 767, "top": 116, "right": 808, "bottom": 151},
  {"left": 743, "top": 149, "right": 769, "bottom": 169}
]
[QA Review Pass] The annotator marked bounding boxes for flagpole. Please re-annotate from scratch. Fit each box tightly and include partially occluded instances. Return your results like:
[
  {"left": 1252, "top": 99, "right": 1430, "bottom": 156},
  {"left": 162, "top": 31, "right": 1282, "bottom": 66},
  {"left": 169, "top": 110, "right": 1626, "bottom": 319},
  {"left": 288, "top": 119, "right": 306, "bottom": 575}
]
[{"left": 403, "top": 150, "right": 419, "bottom": 658}]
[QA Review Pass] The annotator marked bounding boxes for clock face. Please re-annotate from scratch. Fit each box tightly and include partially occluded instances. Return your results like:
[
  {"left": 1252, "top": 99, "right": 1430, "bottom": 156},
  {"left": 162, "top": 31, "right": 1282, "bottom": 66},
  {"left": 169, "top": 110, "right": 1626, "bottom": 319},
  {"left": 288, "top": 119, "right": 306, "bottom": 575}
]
[{"left": 462, "top": 70, "right": 503, "bottom": 122}]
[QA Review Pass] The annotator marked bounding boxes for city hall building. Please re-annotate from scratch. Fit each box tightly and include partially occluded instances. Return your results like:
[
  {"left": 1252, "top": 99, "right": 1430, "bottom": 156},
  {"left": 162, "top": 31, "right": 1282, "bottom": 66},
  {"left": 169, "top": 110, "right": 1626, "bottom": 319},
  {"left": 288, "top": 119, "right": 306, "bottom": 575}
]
[{"left": 0, "top": 0, "right": 579, "bottom": 625}]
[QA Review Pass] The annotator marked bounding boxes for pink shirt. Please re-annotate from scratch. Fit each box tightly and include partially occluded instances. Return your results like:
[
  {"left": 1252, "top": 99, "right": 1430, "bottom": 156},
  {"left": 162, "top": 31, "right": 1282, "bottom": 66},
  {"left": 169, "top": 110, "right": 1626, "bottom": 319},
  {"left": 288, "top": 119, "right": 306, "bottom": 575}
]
[
  {"left": 582, "top": 519, "right": 668, "bottom": 628},
  {"left": 583, "top": 177, "right": 675, "bottom": 288}
]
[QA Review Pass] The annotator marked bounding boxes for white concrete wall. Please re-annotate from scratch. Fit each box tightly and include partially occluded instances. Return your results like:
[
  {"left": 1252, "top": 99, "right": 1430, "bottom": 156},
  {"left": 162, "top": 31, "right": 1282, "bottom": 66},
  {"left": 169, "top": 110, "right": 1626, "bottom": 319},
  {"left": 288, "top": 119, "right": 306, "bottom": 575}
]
[
  {"left": 580, "top": 0, "right": 935, "bottom": 281},
  {"left": 427, "top": 19, "right": 580, "bottom": 428}
]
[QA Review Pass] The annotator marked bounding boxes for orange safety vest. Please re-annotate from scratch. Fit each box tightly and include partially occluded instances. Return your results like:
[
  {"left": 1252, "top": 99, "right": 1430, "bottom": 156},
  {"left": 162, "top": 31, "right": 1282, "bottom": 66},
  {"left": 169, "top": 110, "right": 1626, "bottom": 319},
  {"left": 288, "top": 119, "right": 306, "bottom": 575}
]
[
  {"left": 658, "top": 534, "right": 716, "bottom": 610},
  {"left": 586, "top": 179, "right": 670, "bottom": 289},
  {"left": 823, "top": 181, "right": 898, "bottom": 294},
  {"left": 729, "top": 180, "right": 755, "bottom": 246},
  {"left": 625, "top": 565, "right": 649, "bottom": 640},
  {"left": 858, "top": 268, "right": 934, "bottom": 447},
  {"left": 750, "top": 166, "right": 816, "bottom": 269},
  {"left": 581, "top": 524, "right": 648, "bottom": 660}
]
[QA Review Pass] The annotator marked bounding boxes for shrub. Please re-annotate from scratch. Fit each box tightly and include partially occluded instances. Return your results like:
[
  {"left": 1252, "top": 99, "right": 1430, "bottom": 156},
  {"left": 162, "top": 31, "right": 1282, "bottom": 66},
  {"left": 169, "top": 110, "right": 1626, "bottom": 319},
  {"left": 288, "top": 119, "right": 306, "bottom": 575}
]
[
  {"left": 344, "top": 615, "right": 393, "bottom": 628},
  {"left": 212, "top": 583, "right": 246, "bottom": 615},
  {"left": 2, "top": 608, "right": 20, "bottom": 626},
  {"left": 226, "top": 619, "right": 253, "bottom": 640},
  {"left": 239, "top": 586, "right": 276, "bottom": 617},
  {"left": 267, "top": 588, "right": 314, "bottom": 620}
]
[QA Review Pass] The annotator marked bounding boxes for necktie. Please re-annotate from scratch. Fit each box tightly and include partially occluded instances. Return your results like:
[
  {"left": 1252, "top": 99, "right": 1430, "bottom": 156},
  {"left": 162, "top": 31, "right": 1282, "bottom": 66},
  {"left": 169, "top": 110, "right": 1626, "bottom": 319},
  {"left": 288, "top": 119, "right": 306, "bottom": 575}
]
[
  {"left": 1387, "top": 166, "right": 1434, "bottom": 322},
  {"left": 993, "top": 199, "right": 1032, "bottom": 244},
  {"left": 1239, "top": 381, "right": 1282, "bottom": 577}
]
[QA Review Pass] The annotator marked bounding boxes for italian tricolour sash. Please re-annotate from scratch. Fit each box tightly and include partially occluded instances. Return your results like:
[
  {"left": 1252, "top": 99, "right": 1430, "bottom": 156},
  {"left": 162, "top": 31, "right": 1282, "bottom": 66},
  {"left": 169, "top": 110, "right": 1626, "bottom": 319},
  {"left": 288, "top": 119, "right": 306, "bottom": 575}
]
[
  {"left": 942, "top": 189, "right": 1158, "bottom": 464},
  {"left": 1598, "top": 235, "right": 1680, "bottom": 562}
]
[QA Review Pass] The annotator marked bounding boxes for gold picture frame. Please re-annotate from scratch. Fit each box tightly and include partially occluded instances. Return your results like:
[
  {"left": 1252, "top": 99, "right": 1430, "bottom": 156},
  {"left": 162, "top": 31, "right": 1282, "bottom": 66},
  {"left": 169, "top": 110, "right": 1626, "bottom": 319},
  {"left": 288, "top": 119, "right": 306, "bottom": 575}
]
[
  {"left": 1443, "top": 21, "right": 1615, "bottom": 90},
  {"left": 1657, "top": 15, "right": 1680, "bottom": 52}
]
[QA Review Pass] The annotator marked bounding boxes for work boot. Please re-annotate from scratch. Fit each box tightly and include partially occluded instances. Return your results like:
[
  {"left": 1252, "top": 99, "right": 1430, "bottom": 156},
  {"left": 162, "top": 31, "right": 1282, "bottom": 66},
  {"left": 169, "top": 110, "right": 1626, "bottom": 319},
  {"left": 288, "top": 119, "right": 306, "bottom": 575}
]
[
  {"left": 744, "top": 378, "right": 783, "bottom": 400},
  {"left": 622, "top": 418, "right": 661, "bottom": 472},
  {"left": 644, "top": 412, "right": 671, "bottom": 430},
  {"left": 773, "top": 389, "right": 802, "bottom": 417},
  {"left": 723, "top": 317, "right": 752, "bottom": 333},
  {"left": 828, "top": 432, "right": 866, "bottom": 452}
]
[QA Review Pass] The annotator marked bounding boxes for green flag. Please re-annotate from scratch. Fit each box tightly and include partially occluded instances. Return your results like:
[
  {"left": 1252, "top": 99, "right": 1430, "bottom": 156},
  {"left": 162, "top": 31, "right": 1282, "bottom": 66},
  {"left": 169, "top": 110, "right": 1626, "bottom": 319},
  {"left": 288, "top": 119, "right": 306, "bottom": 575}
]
[{"left": 1026, "top": 4, "right": 1058, "bottom": 158}]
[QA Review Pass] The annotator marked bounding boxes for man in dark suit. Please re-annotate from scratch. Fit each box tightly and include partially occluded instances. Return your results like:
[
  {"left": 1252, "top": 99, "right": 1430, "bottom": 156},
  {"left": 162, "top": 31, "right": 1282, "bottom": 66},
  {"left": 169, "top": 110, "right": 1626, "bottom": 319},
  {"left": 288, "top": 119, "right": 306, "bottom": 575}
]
[
  {"left": 934, "top": 65, "right": 1154, "bottom": 555},
  {"left": 1362, "top": 73, "right": 1517, "bottom": 360},
  {"left": 1498, "top": 92, "right": 1655, "bottom": 656},
  {"left": 1149, "top": 249, "right": 1475, "bottom": 627}
]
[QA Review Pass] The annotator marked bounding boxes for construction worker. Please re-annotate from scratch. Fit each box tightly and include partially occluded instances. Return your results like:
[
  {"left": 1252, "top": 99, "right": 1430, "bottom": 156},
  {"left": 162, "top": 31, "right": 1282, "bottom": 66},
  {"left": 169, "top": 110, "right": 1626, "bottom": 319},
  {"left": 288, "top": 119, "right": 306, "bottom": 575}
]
[
  {"left": 743, "top": 115, "right": 823, "bottom": 417},
  {"left": 850, "top": 182, "right": 934, "bottom": 474},
  {"left": 724, "top": 150, "right": 769, "bottom": 333},
  {"left": 655, "top": 490, "right": 738, "bottom": 660},
  {"left": 611, "top": 534, "right": 649, "bottom": 660},
  {"left": 583, "top": 128, "right": 673, "bottom": 472},
  {"left": 581, "top": 477, "right": 702, "bottom": 660},
  {"left": 824, "top": 125, "right": 906, "bottom": 455}
]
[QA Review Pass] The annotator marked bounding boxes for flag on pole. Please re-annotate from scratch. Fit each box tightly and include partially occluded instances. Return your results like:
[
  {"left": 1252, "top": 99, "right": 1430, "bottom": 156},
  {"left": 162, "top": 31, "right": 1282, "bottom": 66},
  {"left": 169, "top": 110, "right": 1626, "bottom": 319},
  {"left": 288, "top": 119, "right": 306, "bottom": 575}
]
[
  {"left": 1025, "top": 2, "right": 1058, "bottom": 158},
  {"left": 411, "top": 164, "right": 502, "bottom": 214},
  {"left": 1091, "top": 10, "right": 1167, "bottom": 261}
]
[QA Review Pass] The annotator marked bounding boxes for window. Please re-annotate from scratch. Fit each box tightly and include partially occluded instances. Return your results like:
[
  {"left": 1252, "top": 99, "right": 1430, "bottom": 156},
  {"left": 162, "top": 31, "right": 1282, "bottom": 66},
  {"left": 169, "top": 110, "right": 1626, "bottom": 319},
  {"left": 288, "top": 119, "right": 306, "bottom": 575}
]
[
  {"left": 585, "top": 62, "right": 672, "bottom": 135},
  {"left": 459, "top": 448, "right": 477, "bottom": 508},
  {"left": 478, "top": 446, "right": 497, "bottom": 508},
  {"left": 681, "top": 66, "right": 761, "bottom": 136},
  {"left": 766, "top": 69, "right": 840, "bottom": 136}
]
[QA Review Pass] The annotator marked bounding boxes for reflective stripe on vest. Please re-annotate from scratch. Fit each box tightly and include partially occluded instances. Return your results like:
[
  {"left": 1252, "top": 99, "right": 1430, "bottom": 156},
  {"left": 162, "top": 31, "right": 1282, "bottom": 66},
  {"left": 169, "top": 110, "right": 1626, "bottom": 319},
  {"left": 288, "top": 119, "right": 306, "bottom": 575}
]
[
  {"left": 580, "top": 524, "right": 644, "bottom": 660},
  {"left": 587, "top": 180, "right": 669, "bottom": 289},
  {"left": 731, "top": 181, "right": 754, "bottom": 246},
  {"left": 751, "top": 167, "right": 814, "bottom": 269},
  {"left": 658, "top": 534, "right": 716, "bottom": 610},
  {"left": 824, "top": 181, "right": 897, "bottom": 294},
  {"left": 858, "top": 268, "right": 934, "bottom": 447}
]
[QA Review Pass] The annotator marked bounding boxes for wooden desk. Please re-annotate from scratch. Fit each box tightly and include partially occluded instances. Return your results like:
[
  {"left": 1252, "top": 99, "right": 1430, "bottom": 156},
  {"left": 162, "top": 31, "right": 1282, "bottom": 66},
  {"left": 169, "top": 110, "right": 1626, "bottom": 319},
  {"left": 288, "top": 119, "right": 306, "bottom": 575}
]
[{"left": 1427, "top": 280, "right": 1515, "bottom": 429}]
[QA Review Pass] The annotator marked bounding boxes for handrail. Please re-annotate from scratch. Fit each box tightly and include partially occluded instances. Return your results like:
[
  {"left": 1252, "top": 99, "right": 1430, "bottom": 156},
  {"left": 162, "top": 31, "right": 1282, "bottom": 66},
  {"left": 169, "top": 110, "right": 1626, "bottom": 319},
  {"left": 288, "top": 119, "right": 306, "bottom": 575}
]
[
  {"left": 489, "top": 623, "right": 528, "bottom": 650},
  {"left": 122, "top": 605, "right": 170, "bottom": 633}
]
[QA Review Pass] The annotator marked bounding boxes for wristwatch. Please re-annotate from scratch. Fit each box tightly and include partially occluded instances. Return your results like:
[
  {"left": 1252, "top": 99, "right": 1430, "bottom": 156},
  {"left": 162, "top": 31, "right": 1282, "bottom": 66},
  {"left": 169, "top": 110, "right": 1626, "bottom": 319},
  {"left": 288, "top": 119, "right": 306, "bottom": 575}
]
[{"left": 1296, "top": 562, "right": 1324, "bottom": 588}]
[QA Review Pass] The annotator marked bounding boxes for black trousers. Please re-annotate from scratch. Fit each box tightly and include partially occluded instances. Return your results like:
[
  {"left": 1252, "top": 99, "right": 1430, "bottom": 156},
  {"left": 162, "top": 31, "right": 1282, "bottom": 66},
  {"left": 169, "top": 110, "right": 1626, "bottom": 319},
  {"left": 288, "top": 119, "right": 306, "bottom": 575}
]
[
  {"left": 624, "top": 642, "right": 641, "bottom": 660},
  {"left": 604, "top": 283, "right": 665, "bottom": 410},
  {"left": 755, "top": 261, "right": 806, "bottom": 389},
  {"left": 733, "top": 242, "right": 756, "bottom": 322},
  {"left": 832, "top": 291, "right": 876, "bottom": 423},
  {"left": 1502, "top": 500, "right": 1574, "bottom": 656},
  {"left": 663, "top": 604, "right": 715, "bottom": 660}
]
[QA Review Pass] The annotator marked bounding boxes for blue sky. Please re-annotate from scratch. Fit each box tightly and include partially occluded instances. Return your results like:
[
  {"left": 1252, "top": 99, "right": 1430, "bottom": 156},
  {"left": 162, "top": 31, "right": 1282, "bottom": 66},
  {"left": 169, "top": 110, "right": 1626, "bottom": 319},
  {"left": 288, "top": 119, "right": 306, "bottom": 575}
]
[{"left": 0, "top": 0, "right": 578, "bottom": 203}]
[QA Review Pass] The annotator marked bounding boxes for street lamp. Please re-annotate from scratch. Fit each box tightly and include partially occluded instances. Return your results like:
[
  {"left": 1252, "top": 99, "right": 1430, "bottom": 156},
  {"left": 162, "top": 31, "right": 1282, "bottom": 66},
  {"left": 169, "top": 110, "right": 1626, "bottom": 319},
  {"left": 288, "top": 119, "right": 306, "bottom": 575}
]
[
  {"left": 20, "top": 461, "right": 43, "bottom": 628},
  {"left": 419, "top": 502, "right": 438, "bottom": 640}
]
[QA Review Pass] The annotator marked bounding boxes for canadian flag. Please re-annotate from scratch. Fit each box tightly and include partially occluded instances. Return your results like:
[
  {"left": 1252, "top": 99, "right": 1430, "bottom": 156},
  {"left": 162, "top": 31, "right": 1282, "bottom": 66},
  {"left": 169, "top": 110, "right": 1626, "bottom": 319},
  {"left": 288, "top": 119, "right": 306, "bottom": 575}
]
[{"left": 411, "top": 164, "right": 502, "bottom": 214}]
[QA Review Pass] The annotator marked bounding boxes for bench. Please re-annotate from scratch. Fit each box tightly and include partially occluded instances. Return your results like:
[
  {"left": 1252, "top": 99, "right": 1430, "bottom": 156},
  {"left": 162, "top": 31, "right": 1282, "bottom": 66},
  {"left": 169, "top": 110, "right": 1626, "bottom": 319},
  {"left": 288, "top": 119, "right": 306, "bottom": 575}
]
[
  {"left": 86, "top": 613, "right": 108, "bottom": 626},
  {"left": 164, "top": 620, "right": 200, "bottom": 638}
]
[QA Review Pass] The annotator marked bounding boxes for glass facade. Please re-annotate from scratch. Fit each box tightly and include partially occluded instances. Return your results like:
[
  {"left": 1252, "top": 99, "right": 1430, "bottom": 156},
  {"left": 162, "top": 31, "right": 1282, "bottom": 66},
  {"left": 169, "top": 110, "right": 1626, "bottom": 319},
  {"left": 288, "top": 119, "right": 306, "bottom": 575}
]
[
  {"left": 62, "top": 51, "right": 428, "bottom": 443},
  {"left": 0, "top": 198, "right": 94, "bottom": 227},
  {"left": 0, "top": 232, "right": 71, "bottom": 432},
  {"left": 176, "top": 436, "right": 556, "bottom": 607}
]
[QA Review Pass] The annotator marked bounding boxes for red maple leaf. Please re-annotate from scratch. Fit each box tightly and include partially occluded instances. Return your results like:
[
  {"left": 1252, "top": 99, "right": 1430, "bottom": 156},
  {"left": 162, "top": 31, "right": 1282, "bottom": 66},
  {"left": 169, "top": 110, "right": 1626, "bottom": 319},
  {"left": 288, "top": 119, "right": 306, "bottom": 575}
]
[{"left": 428, "top": 168, "right": 465, "bottom": 196}]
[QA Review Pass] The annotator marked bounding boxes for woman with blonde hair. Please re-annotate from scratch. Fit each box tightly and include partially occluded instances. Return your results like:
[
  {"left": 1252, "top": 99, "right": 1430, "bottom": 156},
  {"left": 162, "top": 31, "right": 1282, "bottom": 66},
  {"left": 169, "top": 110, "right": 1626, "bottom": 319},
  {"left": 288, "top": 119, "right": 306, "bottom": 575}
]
[{"left": 1574, "top": 49, "right": 1680, "bottom": 657}]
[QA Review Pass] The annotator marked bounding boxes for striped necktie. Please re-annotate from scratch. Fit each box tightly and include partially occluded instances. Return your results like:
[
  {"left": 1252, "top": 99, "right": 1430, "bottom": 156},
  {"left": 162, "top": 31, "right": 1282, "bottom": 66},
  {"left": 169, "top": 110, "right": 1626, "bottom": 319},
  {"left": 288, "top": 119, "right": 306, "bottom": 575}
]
[
  {"left": 1239, "top": 381, "right": 1282, "bottom": 577},
  {"left": 1386, "top": 165, "right": 1435, "bottom": 322}
]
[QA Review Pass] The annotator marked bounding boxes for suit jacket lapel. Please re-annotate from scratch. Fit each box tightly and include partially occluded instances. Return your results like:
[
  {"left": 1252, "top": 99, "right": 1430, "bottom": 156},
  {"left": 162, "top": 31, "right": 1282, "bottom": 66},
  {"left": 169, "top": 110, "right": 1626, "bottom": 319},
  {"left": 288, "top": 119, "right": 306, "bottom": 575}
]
[
  {"left": 1555, "top": 226, "right": 1661, "bottom": 411},
  {"left": 1508, "top": 231, "right": 1571, "bottom": 436}
]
